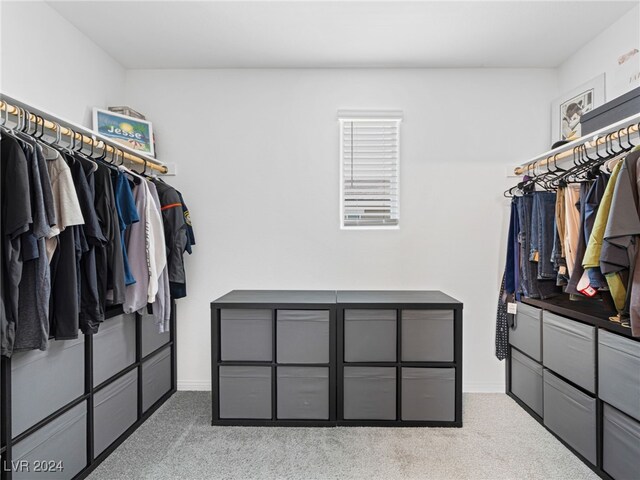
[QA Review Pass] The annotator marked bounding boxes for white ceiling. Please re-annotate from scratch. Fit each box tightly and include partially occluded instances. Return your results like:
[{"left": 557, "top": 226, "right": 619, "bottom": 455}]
[{"left": 45, "top": 1, "right": 638, "bottom": 69}]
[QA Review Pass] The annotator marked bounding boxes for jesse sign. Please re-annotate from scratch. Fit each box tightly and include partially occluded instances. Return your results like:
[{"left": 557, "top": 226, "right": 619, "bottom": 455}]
[{"left": 93, "top": 108, "right": 155, "bottom": 157}]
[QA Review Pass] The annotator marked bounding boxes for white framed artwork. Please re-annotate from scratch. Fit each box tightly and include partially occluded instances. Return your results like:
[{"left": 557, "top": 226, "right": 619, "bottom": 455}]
[{"left": 551, "top": 74, "right": 605, "bottom": 143}]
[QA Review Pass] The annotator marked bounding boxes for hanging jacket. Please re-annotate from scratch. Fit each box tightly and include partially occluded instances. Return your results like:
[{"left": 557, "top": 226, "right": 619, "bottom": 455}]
[
  {"left": 600, "top": 150, "right": 640, "bottom": 314},
  {"left": 153, "top": 179, "right": 188, "bottom": 299}
]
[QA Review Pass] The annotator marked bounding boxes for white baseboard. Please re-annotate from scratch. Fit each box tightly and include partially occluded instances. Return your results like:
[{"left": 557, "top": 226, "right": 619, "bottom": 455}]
[
  {"left": 463, "top": 382, "right": 505, "bottom": 393},
  {"left": 178, "top": 381, "right": 212, "bottom": 391},
  {"left": 178, "top": 381, "right": 505, "bottom": 393}
]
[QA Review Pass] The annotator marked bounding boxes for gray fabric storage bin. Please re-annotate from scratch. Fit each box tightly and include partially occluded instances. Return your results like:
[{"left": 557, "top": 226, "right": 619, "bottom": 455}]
[
  {"left": 508, "top": 302, "right": 541, "bottom": 361},
  {"left": 543, "top": 312, "right": 596, "bottom": 393},
  {"left": 603, "top": 404, "right": 640, "bottom": 480},
  {"left": 93, "top": 314, "right": 136, "bottom": 386},
  {"left": 12, "top": 402, "right": 87, "bottom": 479},
  {"left": 401, "top": 310, "right": 454, "bottom": 362},
  {"left": 220, "top": 309, "right": 272, "bottom": 361},
  {"left": 543, "top": 370, "right": 597, "bottom": 464},
  {"left": 93, "top": 370, "right": 138, "bottom": 456},
  {"left": 599, "top": 330, "right": 640, "bottom": 420},
  {"left": 401, "top": 368, "right": 455, "bottom": 421},
  {"left": 219, "top": 366, "right": 272, "bottom": 419},
  {"left": 277, "top": 367, "right": 329, "bottom": 420},
  {"left": 510, "top": 349, "right": 543, "bottom": 417},
  {"left": 142, "top": 346, "right": 172, "bottom": 412},
  {"left": 344, "top": 310, "right": 396, "bottom": 362},
  {"left": 141, "top": 313, "right": 170, "bottom": 357},
  {"left": 277, "top": 310, "right": 330, "bottom": 364},
  {"left": 343, "top": 367, "right": 396, "bottom": 420},
  {"left": 11, "top": 337, "right": 85, "bottom": 437}
]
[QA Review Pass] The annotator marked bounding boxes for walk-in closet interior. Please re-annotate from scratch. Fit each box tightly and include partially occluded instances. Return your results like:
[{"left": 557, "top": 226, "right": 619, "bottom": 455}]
[{"left": 1, "top": 1, "right": 639, "bottom": 479}]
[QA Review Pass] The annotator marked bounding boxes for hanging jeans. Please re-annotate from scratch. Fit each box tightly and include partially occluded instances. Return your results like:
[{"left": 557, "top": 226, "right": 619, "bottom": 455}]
[
  {"left": 518, "top": 194, "right": 560, "bottom": 299},
  {"left": 530, "top": 192, "right": 557, "bottom": 280}
]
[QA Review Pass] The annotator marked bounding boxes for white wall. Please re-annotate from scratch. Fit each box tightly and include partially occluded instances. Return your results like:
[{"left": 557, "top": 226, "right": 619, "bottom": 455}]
[
  {"left": 125, "top": 68, "right": 558, "bottom": 392},
  {"left": 0, "top": 1, "right": 126, "bottom": 126},
  {"left": 558, "top": 4, "right": 640, "bottom": 102}
]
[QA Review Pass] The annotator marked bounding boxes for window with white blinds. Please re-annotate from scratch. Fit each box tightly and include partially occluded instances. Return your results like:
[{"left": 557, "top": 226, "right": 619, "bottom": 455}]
[{"left": 339, "top": 113, "right": 401, "bottom": 228}]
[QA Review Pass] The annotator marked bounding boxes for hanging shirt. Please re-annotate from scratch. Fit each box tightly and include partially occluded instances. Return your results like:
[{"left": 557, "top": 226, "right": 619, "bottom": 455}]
[
  {"left": 577, "top": 171, "right": 610, "bottom": 291},
  {"left": 583, "top": 161, "right": 623, "bottom": 280},
  {"left": 566, "top": 182, "right": 593, "bottom": 296},
  {"left": 599, "top": 150, "right": 640, "bottom": 331},
  {"left": 148, "top": 181, "right": 171, "bottom": 332},
  {"left": 14, "top": 143, "right": 52, "bottom": 352},
  {"left": 69, "top": 155, "right": 107, "bottom": 334},
  {"left": 113, "top": 170, "right": 140, "bottom": 286},
  {"left": 177, "top": 190, "right": 195, "bottom": 255},
  {"left": 146, "top": 180, "right": 166, "bottom": 303},
  {"left": 1, "top": 136, "right": 32, "bottom": 357},
  {"left": 95, "top": 164, "right": 126, "bottom": 306},
  {"left": 153, "top": 179, "right": 188, "bottom": 299},
  {"left": 600, "top": 152, "right": 640, "bottom": 314},
  {"left": 45, "top": 150, "right": 84, "bottom": 261},
  {"left": 123, "top": 173, "right": 149, "bottom": 314},
  {"left": 563, "top": 184, "right": 582, "bottom": 277},
  {"left": 36, "top": 145, "right": 56, "bottom": 230}
]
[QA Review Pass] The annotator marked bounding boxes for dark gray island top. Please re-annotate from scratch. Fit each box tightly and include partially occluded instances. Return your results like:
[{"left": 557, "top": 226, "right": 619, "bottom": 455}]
[
  {"left": 212, "top": 290, "right": 337, "bottom": 308},
  {"left": 337, "top": 290, "right": 462, "bottom": 308},
  {"left": 212, "top": 290, "right": 462, "bottom": 309}
]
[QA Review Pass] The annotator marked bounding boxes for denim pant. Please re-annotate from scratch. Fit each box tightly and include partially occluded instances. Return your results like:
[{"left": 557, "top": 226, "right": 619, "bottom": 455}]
[
  {"left": 530, "top": 192, "right": 557, "bottom": 280},
  {"left": 518, "top": 194, "right": 560, "bottom": 299}
]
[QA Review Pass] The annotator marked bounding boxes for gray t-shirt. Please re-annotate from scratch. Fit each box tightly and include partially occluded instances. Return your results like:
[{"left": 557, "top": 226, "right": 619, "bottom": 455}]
[{"left": 15, "top": 143, "right": 52, "bottom": 352}]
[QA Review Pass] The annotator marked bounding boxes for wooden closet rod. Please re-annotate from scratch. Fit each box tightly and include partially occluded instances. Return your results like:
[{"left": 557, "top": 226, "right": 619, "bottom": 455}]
[
  {"left": 514, "top": 113, "right": 640, "bottom": 175},
  {"left": 0, "top": 96, "right": 168, "bottom": 174}
]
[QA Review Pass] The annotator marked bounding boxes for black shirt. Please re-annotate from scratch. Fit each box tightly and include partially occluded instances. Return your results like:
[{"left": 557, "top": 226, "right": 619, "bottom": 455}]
[{"left": 1, "top": 136, "right": 32, "bottom": 356}]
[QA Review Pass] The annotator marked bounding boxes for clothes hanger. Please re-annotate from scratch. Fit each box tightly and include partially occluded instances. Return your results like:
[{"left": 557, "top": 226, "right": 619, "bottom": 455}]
[
  {"left": 12, "top": 108, "right": 38, "bottom": 149},
  {"left": 552, "top": 146, "right": 583, "bottom": 187},
  {"left": 619, "top": 127, "right": 632, "bottom": 151},
  {"left": 74, "top": 135, "right": 99, "bottom": 172}
]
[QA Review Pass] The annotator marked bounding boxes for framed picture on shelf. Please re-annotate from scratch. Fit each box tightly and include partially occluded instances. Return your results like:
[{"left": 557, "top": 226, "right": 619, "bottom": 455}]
[
  {"left": 551, "top": 73, "right": 605, "bottom": 143},
  {"left": 92, "top": 107, "right": 155, "bottom": 157}
]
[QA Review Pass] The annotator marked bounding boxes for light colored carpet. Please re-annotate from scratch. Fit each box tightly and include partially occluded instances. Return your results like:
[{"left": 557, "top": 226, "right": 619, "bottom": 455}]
[{"left": 88, "top": 392, "right": 598, "bottom": 480}]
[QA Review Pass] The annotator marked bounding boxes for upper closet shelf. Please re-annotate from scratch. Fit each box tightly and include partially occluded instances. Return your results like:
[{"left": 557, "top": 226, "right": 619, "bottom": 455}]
[
  {"left": 514, "top": 112, "right": 640, "bottom": 175},
  {"left": 0, "top": 93, "right": 168, "bottom": 174}
]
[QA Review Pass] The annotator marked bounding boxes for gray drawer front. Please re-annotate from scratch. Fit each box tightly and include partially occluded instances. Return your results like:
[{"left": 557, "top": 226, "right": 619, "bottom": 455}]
[
  {"left": 511, "top": 349, "right": 543, "bottom": 417},
  {"left": 277, "top": 310, "right": 330, "bottom": 364},
  {"left": 277, "top": 367, "right": 329, "bottom": 420},
  {"left": 599, "top": 330, "right": 640, "bottom": 421},
  {"left": 401, "top": 368, "right": 455, "bottom": 421},
  {"left": 11, "top": 337, "right": 84, "bottom": 436},
  {"left": 343, "top": 367, "right": 396, "bottom": 420},
  {"left": 543, "top": 370, "right": 597, "bottom": 464},
  {"left": 543, "top": 312, "right": 595, "bottom": 392},
  {"left": 344, "top": 310, "right": 396, "bottom": 362},
  {"left": 509, "top": 303, "right": 541, "bottom": 361},
  {"left": 12, "top": 402, "right": 87, "bottom": 480},
  {"left": 141, "top": 313, "right": 170, "bottom": 357},
  {"left": 220, "top": 309, "right": 272, "bottom": 361},
  {"left": 603, "top": 404, "right": 640, "bottom": 480},
  {"left": 401, "top": 310, "right": 453, "bottom": 362},
  {"left": 93, "top": 370, "right": 138, "bottom": 456},
  {"left": 93, "top": 314, "right": 136, "bottom": 386},
  {"left": 219, "top": 366, "right": 271, "bottom": 419},
  {"left": 142, "top": 346, "right": 172, "bottom": 412}
]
